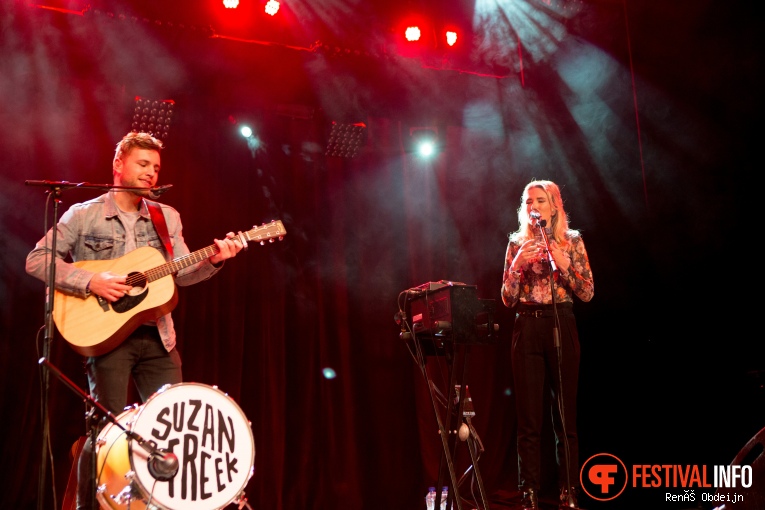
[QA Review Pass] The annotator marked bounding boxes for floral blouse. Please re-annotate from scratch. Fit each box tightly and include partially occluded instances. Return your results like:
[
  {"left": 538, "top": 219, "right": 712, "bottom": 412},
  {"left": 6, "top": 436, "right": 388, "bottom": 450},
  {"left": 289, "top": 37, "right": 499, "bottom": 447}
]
[{"left": 501, "top": 230, "right": 594, "bottom": 308}]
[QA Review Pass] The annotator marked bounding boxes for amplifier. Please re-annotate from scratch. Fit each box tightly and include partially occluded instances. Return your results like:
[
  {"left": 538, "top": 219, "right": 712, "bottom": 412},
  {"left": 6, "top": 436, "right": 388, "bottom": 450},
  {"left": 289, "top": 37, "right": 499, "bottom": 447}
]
[{"left": 405, "top": 283, "right": 497, "bottom": 346}]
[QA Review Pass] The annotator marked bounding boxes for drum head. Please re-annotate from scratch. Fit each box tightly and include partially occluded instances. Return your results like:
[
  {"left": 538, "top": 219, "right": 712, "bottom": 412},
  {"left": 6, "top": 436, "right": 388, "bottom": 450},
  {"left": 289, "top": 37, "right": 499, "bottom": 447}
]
[{"left": 128, "top": 382, "right": 255, "bottom": 510}]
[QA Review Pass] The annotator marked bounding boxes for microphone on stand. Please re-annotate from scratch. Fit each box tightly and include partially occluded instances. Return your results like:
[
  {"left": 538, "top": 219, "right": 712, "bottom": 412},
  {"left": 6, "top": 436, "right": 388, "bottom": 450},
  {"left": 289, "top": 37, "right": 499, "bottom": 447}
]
[
  {"left": 149, "top": 184, "right": 173, "bottom": 199},
  {"left": 147, "top": 449, "right": 179, "bottom": 481},
  {"left": 529, "top": 210, "right": 541, "bottom": 220},
  {"left": 131, "top": 432, "right": 179, "bottom": 481}
]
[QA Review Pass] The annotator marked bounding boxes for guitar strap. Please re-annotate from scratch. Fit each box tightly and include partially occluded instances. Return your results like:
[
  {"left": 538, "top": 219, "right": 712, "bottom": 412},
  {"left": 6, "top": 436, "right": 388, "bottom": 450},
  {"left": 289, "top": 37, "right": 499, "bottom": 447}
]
[{"left": 146, "top": 200, "right": 174, "bottom": 259}]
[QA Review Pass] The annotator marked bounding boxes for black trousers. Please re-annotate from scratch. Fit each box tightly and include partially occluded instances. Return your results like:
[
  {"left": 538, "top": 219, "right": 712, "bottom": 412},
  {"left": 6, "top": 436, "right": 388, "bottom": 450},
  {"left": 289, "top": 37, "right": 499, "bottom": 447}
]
[
  {"left": 512, "top": 304, "right": 580, "bottom": 491},
  {"left": 76, "top": 326, "right": 182, "bottom": 510}
]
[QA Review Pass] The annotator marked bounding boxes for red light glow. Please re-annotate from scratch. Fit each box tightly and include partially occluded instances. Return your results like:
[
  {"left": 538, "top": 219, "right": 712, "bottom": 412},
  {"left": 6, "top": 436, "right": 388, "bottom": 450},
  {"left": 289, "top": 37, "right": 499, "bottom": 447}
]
[
  {"left": 265, "top": 0, "right": 280, "bottom": 16},
  {"left": 405, "top": 26, "right": 421, "bottom": 42}
]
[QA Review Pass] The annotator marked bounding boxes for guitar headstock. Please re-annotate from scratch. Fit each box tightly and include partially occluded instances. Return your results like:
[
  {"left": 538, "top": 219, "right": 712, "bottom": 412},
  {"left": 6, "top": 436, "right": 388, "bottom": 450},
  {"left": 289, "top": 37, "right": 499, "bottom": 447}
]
[{"left": 243, "top": 220, "right": 287, "bottom": 246}]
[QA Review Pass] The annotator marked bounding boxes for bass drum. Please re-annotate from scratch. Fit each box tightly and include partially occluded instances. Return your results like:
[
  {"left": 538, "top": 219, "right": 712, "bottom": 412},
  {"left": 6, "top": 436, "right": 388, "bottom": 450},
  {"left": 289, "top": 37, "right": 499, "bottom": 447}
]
[{"left": 96, "top": 382, "right": 255, "bottom": 510}]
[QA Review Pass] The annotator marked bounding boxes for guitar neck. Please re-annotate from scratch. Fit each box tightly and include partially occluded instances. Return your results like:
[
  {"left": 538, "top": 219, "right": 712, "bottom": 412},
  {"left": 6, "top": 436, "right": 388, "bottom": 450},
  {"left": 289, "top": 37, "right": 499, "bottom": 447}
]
[
  {"left": 146, "top": 245, "right": 220, "bottom": 282},
  {"left": 141, "top": 220, "right": 287, "bottom": 282}
]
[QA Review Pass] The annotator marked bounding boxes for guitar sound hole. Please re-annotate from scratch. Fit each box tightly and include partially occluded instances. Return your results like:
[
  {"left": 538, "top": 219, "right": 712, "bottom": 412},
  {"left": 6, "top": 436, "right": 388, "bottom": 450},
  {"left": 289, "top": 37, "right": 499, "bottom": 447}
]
[
  {"left": 112, "top": 272, "right": 149, "bottom": 314},
  {"left": 126, "top": 272, "right": 148, "bottom": 296}
]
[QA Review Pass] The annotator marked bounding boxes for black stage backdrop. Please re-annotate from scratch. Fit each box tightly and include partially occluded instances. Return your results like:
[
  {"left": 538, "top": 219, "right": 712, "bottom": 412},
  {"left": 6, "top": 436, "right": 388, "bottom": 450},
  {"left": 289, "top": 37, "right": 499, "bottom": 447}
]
[{"left": 1, "top": 1, "right": 762, "bottom": 509}]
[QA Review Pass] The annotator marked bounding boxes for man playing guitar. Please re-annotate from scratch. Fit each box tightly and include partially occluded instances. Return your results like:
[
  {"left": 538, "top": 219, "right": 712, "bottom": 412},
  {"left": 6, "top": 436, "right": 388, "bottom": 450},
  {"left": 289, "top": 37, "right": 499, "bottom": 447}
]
[{"left": 25, "top": 131, "right": 244, "bottom": 510}]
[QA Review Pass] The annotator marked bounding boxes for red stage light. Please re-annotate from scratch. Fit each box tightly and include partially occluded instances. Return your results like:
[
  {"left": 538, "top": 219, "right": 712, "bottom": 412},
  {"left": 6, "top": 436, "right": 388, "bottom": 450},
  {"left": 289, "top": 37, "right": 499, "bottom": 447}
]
[
  {"left": 222, "top": 0, "right": 239, "bottom": 8},
  {"left": 405, "top": 26, "right": 421, "bottom": 42},
  {"left": 265, "top": 0, "right": 280, "bottom": 16},
  {"left": 446, "top": 31, "right": 458, "bottom": 46}
]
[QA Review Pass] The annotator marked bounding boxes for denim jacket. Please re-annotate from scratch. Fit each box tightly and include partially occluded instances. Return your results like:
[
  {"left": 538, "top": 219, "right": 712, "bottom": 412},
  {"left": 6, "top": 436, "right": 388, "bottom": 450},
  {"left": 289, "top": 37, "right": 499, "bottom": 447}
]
[{"left": 25, "top": 192, "right": 221, "bottom": 352}]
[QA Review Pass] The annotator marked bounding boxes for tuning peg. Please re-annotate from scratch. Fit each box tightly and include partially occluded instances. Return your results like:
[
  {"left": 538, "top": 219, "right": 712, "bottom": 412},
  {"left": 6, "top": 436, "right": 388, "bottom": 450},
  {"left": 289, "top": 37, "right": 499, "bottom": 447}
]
[
  {"left": 260, "top": 241, "right": 265, "bottom": 246},
  {"left": 269, "top": 238, "right": 274, "bottom": 243}
]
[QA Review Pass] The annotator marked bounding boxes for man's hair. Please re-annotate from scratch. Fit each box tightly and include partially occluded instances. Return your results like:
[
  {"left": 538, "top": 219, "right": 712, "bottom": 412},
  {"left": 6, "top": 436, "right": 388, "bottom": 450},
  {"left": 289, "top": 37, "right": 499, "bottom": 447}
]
[{"left": 114, "top": 131, "right": 164, "bottom": 161}]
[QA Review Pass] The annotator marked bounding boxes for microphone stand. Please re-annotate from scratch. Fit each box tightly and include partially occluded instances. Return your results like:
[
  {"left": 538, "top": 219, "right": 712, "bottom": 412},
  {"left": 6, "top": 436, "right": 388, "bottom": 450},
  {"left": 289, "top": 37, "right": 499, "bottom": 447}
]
[
  {"left": 38, "top": 357, "right": 179, "bottom": 507},
  {"left": 25, "top": 180, "right": 173, "bottom": 198},
  {"left": 534, "top": 219, "right": 577, "bottom": 509},
  {"left": 25, "top": 179, "right": 172, "bottom": 510},
  {"left": 34, "top": 184, "right": 61, "bottom": 510}
]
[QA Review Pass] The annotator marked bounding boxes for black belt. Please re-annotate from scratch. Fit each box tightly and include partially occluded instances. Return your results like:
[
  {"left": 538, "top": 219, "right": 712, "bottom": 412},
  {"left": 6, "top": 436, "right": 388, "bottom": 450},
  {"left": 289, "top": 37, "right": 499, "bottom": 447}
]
[{"left": 516, "top": 302, "right": 573, "bottom": 318}]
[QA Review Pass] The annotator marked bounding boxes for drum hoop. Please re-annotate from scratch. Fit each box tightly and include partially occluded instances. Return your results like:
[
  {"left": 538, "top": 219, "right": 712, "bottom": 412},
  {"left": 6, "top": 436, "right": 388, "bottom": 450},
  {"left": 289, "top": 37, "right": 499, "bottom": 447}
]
[{"left": 95, "top": 407, "right": 143, "bottom": 510}]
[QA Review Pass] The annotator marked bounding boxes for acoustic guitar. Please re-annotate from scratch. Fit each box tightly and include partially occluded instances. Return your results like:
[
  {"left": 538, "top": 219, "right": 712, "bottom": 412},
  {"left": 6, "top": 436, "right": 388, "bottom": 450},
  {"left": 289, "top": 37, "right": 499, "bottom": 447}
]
[{"left": 53, "top": 220, "right": 286, "bottom": 356}]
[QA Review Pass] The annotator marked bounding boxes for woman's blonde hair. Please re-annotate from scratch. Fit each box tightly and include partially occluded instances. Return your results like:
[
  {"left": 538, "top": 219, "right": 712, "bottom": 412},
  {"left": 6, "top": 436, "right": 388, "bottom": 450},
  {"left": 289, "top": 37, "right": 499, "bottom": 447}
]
[{"left": 511, "top": 179, "right": 575, "bottom": 247}]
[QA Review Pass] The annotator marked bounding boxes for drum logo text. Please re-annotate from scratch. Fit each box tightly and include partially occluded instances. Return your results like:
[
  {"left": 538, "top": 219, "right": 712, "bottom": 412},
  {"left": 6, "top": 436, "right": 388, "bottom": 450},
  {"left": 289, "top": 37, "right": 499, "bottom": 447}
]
[{"left": 150, "top": 399, "right": 240, "bottom": 501}]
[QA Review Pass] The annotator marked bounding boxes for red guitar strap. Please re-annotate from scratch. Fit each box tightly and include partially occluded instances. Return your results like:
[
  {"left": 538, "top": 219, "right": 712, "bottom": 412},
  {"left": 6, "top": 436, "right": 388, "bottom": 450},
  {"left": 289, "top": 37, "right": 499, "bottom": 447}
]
[{"left": 146, "top": 201, "right": 174, "bottom": 259}]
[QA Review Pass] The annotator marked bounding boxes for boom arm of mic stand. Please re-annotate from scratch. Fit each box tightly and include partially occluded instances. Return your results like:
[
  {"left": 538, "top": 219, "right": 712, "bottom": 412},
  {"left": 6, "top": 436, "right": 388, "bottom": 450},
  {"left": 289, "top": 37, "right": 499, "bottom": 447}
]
[
  {"left": 37, "top": 358, "right": 177, "bottom": 474},
  {"left": 25, "top": 180, "right": 171, "bottom": 197}
]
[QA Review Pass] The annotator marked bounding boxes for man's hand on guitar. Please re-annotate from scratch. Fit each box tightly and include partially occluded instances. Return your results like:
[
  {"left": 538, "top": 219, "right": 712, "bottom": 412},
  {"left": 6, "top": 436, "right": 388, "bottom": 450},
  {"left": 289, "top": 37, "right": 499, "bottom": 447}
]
[
  {"left": 87, "top": 272, "right": 132, "bottom": 302},
  {"left": 209, "top": 231, "right": 245, "bottom": 265}
]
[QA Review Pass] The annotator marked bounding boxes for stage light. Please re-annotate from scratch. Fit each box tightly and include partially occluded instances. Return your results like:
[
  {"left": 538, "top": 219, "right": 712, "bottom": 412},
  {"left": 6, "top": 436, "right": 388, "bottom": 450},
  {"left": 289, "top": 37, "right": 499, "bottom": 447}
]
[
  {"left": 418, "top": 140, "right": 436, "bottom": 157},
  {"left": 446, "top": 31, "right": 458, "bottom": 46},
  {"left": 409, "top": 127, "right": 440, "bottom": 159},
  {"left": 223, "top": 0, "right": 239, "bottom": 8},
  {"left": 234, "top": 123, "right": 262, "bottom": 157},
  {"left": 131, "top": 97, "right": 174, "bottom": 142},
  {"left": 265, "top": 0, "right": 280, "bottom": 16},
  {"left": 405, "top": 26, "right": 421, "bottom": 42}
]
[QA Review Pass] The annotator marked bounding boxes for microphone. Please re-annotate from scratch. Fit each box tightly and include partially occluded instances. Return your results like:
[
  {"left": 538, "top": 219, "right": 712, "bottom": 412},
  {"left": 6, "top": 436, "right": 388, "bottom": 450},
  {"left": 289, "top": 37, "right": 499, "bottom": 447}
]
[
  {"left": 147, "top": 449, "right": 179, "bottom": 481},
  {"left": 149, "top": 184, "right": 173, "bottom": 199},
  {"left": 131, "top": 433, "right": 179, "bottom": 481},
  {"left": 529, "top": 210, "right": 541, "bottom": 220}
]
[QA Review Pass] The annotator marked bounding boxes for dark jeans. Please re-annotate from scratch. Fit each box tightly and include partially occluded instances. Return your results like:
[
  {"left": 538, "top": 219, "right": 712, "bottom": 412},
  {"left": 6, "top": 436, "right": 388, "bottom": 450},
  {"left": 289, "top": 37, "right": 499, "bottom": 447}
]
[
  {"left": 512, "top": 309, "right": 580, "bottom": 491},
  {"left": 77, "top": 326, "right": 182, "bottom": 510}
]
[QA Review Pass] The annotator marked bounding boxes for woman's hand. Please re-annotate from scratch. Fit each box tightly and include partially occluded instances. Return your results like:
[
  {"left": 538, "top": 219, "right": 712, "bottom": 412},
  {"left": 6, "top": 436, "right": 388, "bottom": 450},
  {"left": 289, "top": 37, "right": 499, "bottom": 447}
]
[{"left": 510, "top": 239, "right": 545, "bottom": 270}]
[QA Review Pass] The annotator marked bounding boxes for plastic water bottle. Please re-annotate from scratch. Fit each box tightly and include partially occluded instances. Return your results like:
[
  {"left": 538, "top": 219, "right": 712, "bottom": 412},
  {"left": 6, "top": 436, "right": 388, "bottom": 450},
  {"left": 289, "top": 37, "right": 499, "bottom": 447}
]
[
  {"left": 425, "top": 487, "right": 436, "bottom": 510},
  {"left": 440, "top": 486, "right": 449, "bottom": 510}
]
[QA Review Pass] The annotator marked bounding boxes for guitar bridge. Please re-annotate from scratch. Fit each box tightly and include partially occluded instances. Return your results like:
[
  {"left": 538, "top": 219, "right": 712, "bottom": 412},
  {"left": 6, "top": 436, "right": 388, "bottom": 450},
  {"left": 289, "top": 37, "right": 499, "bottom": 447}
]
[{"left": 95, "top": 295, "right": 109, "bottom": 312}]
